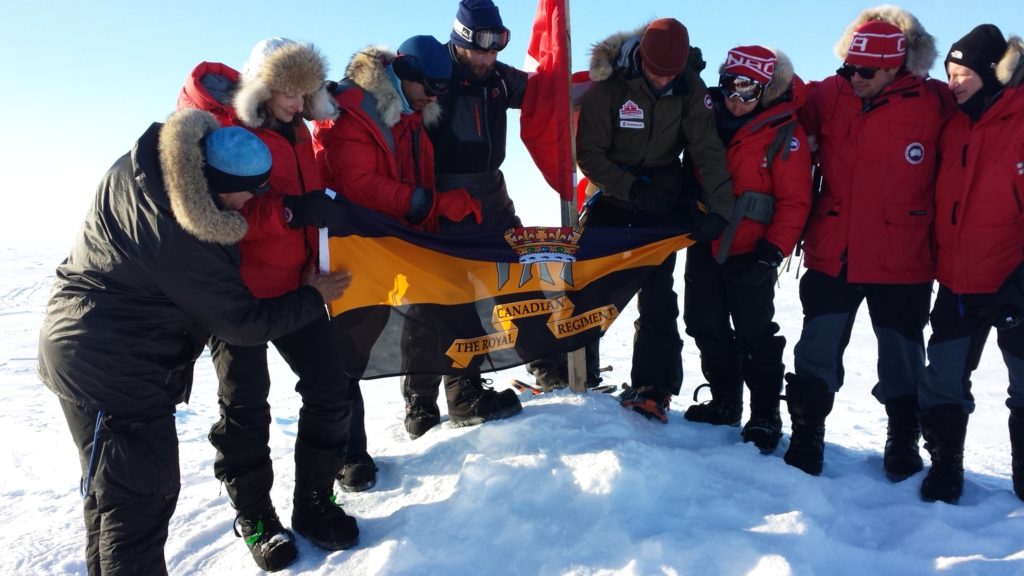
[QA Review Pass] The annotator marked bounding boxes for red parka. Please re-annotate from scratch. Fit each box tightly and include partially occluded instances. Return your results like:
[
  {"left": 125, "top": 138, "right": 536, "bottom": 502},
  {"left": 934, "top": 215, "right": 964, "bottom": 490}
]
[
  {"left": 313, "top": 47, "right": 437, "bottom": 227},
  {"left": 712, "top": 76, "right": 812, "bottom": 259},
  {"left": 799, "top": 73, "right": 951, "bottom": 283},
  {"left": 936, "top": 81, "right": 1024, "bottom": 293},
  {"left": 176, "top": 62, "right": 241, "bottom": 127}
]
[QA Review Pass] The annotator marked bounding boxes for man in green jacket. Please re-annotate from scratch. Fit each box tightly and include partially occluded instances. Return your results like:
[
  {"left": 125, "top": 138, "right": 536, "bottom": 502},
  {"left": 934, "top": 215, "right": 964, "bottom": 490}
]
[{"left": 576, "top": 17, "right": 734, "bottom": 422}]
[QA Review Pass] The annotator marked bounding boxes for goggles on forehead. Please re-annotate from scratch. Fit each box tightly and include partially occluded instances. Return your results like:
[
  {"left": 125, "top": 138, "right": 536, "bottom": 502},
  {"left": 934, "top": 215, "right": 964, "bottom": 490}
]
[
  {"left": 837, "top": 64, "right": 879, "bottom": 80},
  {"left": 453, "top": 17, "right": 510, "bottom": 52},
  {"left": 719, "top": 74, "right": 764, "bottom": 103}
]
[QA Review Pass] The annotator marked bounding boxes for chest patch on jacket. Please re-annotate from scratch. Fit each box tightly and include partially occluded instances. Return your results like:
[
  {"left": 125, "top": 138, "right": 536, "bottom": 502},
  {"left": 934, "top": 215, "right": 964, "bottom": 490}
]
[
  {"left": 619, "top": 100, "right": 643, "bottom": 120},
  {"left": 905, "top": 142, "right": 924, "bottom": 165}
]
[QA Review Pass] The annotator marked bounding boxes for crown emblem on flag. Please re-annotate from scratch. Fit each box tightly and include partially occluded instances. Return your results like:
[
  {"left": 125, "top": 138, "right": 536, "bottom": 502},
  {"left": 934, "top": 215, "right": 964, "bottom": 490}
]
[{"left": 504, "top": 226, "right": 582, "bottom": 263}]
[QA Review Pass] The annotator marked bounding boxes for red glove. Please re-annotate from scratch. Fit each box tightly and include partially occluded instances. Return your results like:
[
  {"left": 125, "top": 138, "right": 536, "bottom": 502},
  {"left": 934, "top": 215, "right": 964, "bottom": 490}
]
[{"left": 434, "top": 188, "right": 482, "bottom": 224}]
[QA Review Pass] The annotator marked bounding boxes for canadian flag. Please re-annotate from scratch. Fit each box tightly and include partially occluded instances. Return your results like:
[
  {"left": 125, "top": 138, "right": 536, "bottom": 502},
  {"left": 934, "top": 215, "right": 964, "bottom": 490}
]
[{"left": 520, "top": 0, "right": 582, "bottom": 202}]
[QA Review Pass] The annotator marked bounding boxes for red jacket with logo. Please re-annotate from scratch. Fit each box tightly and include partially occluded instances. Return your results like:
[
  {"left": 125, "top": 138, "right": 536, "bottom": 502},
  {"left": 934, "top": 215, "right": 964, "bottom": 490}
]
[
  {"left": 935, "top": 85, "right": 1024, "bottom": 293},
  {"left": 799, "top": 73, "right": 951, "bottom": 283},
  {"left": 711, "top": 79, "right": 812, "bottom": 258}
]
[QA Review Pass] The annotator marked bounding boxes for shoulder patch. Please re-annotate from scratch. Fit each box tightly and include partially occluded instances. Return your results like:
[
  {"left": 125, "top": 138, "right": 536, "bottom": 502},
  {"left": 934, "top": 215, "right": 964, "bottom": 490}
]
[
  {"left": 704, "top": 94, "right": 713, "bottom": 110},
  {"left": 789, "top": 137, "right": 800, "bottom": 152}
]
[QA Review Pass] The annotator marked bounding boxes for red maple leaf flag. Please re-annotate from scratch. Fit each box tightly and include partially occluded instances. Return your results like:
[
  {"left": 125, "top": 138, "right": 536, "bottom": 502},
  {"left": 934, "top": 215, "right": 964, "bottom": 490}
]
[{"left": 520, "top": 0, "right": 575, "bottom": 202}]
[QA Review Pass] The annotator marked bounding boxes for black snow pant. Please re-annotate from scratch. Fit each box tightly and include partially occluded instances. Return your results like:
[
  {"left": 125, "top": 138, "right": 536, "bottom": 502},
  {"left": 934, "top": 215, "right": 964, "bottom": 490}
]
[
  {"left": 208, "top": 314, "right": 354, "bottom": 517},
  {"left": 582, "top": 197, "right": 685, "bottom": 396},
  {"left": 682, "top": 242, "right": 783, "bottom": 393},
  {"left": 792, "top": 268, "right": 931, "bottom": 402},
  {"left": 60, "top": 398, "right": 179, "bottom": 576},
  {"left": 922, "top": 285, "right": 1024, "bottom": 412}
]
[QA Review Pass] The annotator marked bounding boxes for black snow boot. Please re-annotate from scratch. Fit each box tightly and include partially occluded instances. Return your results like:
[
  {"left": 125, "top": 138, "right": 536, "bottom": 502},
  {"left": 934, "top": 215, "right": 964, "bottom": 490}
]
[
  {"left": 234, "top": 504, "right": 297, "bottom": 572},
  {"left": 783, "top": 373, "right": 835, "bottom": 476},
  {"left": 619, "top": 385, "right": 671, "bottom": 423},
  {"left": 338, "top": 452, "right": 378, "bottom": 493},
  {"left": 919, "top": 404, "right": 968, "bottom": 504},
  {"left": 446, "top": 376, "right": 522, "bottom": 428},
  {"left": 741, "top": 339, "right": 785, "bottom": 454},
  {"left": 883, "top": 395, "right": 924, "bottom": 482},
  {"left": 1009, "top": 407, "right": 1024, "bottom": 501},
  {"left": 404, "top": 401, "right": 441, "bottom": 440},
  {"left": 292, "top": 439, "right": 359, "bottom": 550},
  {"left": 684, "top": 359, "right": 743, "bottom": 426},
  {"left": 526, "top": 354, "right": 569, "bottom": 392}
]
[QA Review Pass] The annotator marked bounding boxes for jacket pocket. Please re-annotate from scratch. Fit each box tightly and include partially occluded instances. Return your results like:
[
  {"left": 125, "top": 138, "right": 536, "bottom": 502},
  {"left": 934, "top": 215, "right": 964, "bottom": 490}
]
[
  {"left": 883, "top": 203, "right": 933, "bottom": 273},
  {"left": 803, "top": 195, "right": 845, "bottom": 263}
]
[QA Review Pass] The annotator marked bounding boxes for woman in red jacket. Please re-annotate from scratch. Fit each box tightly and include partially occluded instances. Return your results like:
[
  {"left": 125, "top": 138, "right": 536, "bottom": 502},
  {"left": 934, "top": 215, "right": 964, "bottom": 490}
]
[
  {"left": 681, "top": 45, "right": 811, "bottom": 454},
  {"left": 920, "top": 26, "right": 1024, "bottom": 505}
]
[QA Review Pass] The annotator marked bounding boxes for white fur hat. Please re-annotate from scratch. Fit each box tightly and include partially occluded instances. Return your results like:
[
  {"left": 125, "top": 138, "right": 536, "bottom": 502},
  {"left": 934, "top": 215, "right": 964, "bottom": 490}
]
[{"left": 234, "top": 37, "right": 338, "bottom": 127}]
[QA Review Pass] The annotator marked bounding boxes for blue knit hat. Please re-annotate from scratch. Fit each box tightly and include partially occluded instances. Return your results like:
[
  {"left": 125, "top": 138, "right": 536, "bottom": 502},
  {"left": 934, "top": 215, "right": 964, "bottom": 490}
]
[
  {"left": 202, "top": 127, "right": 272, "bottom": 194},
  {"left": 394, "top": 35, "right": 452, "bottom": 96},
  {"left": 451, "top": 0, "right": 506, "bottom": 50}
]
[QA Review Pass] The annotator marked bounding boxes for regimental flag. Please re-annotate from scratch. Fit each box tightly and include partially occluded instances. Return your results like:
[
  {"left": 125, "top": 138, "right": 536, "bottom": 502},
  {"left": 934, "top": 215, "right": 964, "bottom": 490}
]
[{"left": 317, "top": 197, "right": 694, "bottom": 380}]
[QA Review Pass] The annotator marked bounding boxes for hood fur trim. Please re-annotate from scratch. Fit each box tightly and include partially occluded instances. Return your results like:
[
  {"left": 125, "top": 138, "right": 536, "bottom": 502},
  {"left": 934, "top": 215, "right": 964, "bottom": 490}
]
[
  {"left": 589, "top": 24, "right": 648, "bottom": 82},
  {"left": 834, "top": 5, "right": 936, "bottom": 77},
  {"left": 158, "top": 109, "right": 248, "bottom": 245},
  {"left": 997, "top": 36, "right": 1024, "bottom": 87},
  {"left": 717, "top": 47, "right": 794, "bottom": 106},
  {"left": 346, "top": 45, "right": 443, "bottom": 128},
  {"left": 235, "top": 42, "right": 338, "bottom": 127}
]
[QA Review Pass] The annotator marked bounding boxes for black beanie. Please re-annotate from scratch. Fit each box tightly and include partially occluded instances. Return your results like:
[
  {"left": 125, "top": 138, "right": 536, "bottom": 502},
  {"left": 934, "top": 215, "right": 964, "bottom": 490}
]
[{"left": 946, "top": 24, "right": 1007, "bottom": 91}]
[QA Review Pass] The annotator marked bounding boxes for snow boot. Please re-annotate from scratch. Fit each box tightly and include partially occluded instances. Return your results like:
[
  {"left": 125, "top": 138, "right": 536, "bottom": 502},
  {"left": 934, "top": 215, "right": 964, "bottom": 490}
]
[
  {"left": 234, "top": 504, "right": 297, "bottom": 572},
  {"left": 446, "top": 376, "right": 522, "bottom": 428},
  {"left": 883, "top": 395, "right": 923, "bottom": 482},
  {"left": 619, "top": 385, "right": 671, "bottom": 423},
  {"left": 338, "top": 452, "right": 377, "bottom": 493},
  {"left": 526, "top": 354, "right": 569, "bottom": 392},
  {"left": 404, "top": 402, "right": 441, "bottom": 440},
  {"left": 684, "top": 358, "right": 743, "bottom": 426},
  {"left": 292, "top": 439, "right": 359, "bottom": 550},
  {"left": 741, "top": 339, "right": 785, "bottom": 454},
  {"left": 919, "top": 404, "right": 968, "bottom": 504},
  {"left": 1009, "top": 407, "right": 1024, "bottom": 501},
  {"left": 783, "top": 373, "right": 835, "bottom": 476}
]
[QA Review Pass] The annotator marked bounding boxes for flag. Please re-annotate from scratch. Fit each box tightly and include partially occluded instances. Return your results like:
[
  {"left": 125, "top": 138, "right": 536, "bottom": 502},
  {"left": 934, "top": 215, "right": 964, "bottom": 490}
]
[
  {"left": 317, "top": 197, "right": 695, "bottom": 380},
  {"left": 520, "top": 0, "right": 575, "bottom": 201}
]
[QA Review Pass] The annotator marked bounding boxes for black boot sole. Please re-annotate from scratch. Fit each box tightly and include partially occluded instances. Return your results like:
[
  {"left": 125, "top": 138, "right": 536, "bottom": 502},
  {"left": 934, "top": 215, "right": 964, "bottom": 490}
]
[{"left": 449, "top": 403, "right": 523, "bottom": 428}]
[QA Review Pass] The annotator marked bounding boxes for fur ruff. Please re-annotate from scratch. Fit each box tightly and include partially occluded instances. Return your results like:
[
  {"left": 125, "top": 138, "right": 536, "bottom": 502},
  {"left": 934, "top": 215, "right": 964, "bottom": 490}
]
[
  {"left": 997, "top": 36, "right": 1024, "bottom": 87},
  {"left": 158, "top": 109, "right": 248, "bottom": 245},
  {"left": 834, "top": 5, "right": 936, "bottom": 78},
  {"left": 235, "top": 42, "right": 338, "bottom": 127},
  {"left": 589, "top": 24, "right": 647, "bottom": 82},
  {"left": 716, "top": 48, "right": 794, "bottom": 106},
  {"left": 346, "top": 45, "right": 443, "bottom": 128}
]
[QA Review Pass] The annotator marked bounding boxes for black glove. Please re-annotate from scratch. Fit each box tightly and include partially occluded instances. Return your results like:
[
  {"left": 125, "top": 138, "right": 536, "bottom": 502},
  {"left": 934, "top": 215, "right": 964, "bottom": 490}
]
[
  {"left": 628, "top": 178, "right": 675, "bottom": 214},
  {"left": 688, "top": 213, "right": 728, "bottom": 243},
  {"left": 982, "top": 263, "right": 1024, "bottom": 330},
  {"left": 406, "top": 187, "right": 434, "bottom": 224},
  {"left": 282, "top": 190, "right": 336, "bottom": 229},
  {"left": 738, "top": 240, "right": 784, "bottom": 287}
]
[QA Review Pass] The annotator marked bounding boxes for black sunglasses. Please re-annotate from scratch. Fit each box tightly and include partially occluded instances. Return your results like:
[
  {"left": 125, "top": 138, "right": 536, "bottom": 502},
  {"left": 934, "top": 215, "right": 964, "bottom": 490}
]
[
  {"left": 837, "top": 64, "right": 879, "bottom": 80},
  {"left": 422, "top": 76, "right": 450, "bottom": 98}
]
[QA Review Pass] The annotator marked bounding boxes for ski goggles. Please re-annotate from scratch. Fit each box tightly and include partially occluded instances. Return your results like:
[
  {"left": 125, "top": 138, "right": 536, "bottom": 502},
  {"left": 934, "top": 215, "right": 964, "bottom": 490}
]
[
  {"left": 837, "top": 64, "right": 880, "bottom": 80},
  {"left": 719, "top": 74, "right": 764, "bottom": 103},
  {"left": 453, "top": 18, "right": 510, "bottom": 52}
]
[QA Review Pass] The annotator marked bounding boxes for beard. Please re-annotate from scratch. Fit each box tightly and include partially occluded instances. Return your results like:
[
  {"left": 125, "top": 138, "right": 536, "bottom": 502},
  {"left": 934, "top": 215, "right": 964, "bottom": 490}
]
[{"left": 455, "top": 49, "right": 495, "bottom": 80}]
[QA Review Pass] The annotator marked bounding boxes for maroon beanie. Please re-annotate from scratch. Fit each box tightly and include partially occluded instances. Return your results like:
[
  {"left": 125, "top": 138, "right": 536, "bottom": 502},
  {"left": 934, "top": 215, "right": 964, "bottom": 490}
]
[
  {"left": 639, "top": 18, "right": 690, "bottom": 77},
  {"left": 845, "top": 20, "right": 906, "bottom": 69}
]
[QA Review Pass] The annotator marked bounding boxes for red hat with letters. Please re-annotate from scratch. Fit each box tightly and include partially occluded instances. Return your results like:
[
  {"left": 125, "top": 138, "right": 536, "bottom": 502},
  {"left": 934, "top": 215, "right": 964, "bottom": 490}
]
[
  {"left": 845, "top": 20, "right": 906, "bottom": 69},
  {"left": 723, "top": 45, "right": 776, "bottom": 85}
]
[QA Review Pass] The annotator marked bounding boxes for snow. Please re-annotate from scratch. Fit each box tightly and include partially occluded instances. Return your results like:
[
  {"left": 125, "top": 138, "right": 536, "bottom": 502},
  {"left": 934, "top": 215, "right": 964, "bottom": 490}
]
[{"left": 3, "top": 245, "right": 1023, "bottom": 576}]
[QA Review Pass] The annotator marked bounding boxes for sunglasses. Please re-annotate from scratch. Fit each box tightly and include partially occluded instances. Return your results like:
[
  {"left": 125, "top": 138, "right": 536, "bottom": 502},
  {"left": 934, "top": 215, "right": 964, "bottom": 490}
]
[
  {"left": 719, "top": 74, "right": 764, "bottom": 103},
  {"left": 422, "top": 76, "right": 450, "bottom": 98},
  {"left": 837, "top": 64, "right": 880, "bottom": 80},
  {"left": 252, "top": 181, "right": 271, "bottom": 196},
  {"left": 453, "top": 19, "right": 510, "bottom": 52}
]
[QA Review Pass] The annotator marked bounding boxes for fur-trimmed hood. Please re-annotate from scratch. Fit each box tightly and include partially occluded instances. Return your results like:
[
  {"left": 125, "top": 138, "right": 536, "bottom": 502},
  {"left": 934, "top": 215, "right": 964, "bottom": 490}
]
[
  {"left": 234, "top": 39, "right": 339, "bottom": 128},
  {"left": 835, "top": 5, "right": 936, "bottom": 78},
  {"left": 589, "top": 24, "right": 648, "bottom": 82},
  {"left": 344, "top": 45, "right": 443, "bottom": 128},
  {"left": 158, "top": 108, "right": 249, "bottom": 245},
  {"left": 997, "top": 36, "right": 1024, "bottom": 88},
  {"left": 716, "top": 47, "right": 795, "bottom": 107}
]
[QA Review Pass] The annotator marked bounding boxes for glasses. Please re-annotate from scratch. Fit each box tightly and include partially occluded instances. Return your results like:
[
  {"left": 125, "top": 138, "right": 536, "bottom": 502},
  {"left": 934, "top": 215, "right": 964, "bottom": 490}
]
[
  {"left": 422, "top": 76, "right": 450, "bottom": 98},
  {"left": 719, "top": 74, "right": 764, "bottom": 103},
  {"left": 252, "top": 181, "right": 271, "bottom": 196},
  {"left": 837, "top": 64, "right": 879, "bottom": 80},
  {"left": 453, "top": 18, "right": 510, "bottom": 52}
]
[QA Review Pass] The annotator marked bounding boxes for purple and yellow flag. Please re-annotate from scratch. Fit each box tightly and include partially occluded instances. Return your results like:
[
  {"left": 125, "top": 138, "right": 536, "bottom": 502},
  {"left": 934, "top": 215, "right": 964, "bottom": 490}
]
[{"left": 318, "top": 198, "right": 694, "bottom": 380}]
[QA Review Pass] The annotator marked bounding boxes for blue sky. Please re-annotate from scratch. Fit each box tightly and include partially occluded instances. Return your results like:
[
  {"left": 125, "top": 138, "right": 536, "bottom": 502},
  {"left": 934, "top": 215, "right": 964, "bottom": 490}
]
[{"left": 1, "top": 1, "right": 1018, "bottom": 247}]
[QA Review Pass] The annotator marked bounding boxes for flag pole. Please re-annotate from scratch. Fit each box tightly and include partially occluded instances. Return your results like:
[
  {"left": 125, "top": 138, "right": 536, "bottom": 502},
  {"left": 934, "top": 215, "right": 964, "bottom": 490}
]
[{"left": 558, "top": 0, "right": 588, "bottom": 393}]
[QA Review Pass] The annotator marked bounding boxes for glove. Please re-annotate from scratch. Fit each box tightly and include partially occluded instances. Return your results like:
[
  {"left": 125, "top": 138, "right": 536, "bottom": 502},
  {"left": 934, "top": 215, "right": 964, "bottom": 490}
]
[
  {"left": 282, "top": 190, "right": 337, "bottom": 229},
  {"left": 737, "top": 240, "right": 784, "bottom": 287},
  {"left": 688, "top": 213, "right": 728, "bottom": 243},
  {"left": 982, "top": 263, "right": 1024, "bottom": 330},
  {"left": 628, "top": 178, "right": 676, "bottom": 214},
  {"left": 406, "top": 187, "right": 434, "bottom": 224},
  {"left": 434, "top": 188, "right": 483, "bottom": 224}
]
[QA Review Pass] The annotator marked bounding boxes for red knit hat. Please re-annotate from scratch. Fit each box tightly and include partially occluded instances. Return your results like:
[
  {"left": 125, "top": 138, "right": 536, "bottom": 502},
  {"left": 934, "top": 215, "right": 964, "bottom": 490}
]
[
  {"left": 723, "top": 45, "right": 776, "bottom": 85},
  {"left": 639, "top": 18, "right": 690, "bottom": 77},
  {"left": 845, "top": 20, "right": 906, "bottom": 69}
]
